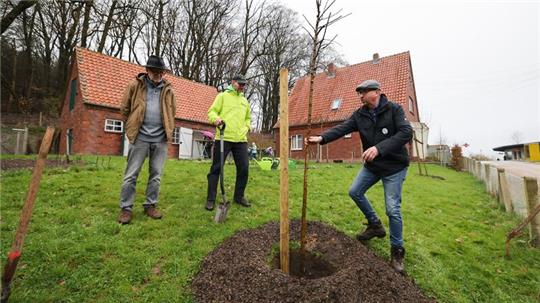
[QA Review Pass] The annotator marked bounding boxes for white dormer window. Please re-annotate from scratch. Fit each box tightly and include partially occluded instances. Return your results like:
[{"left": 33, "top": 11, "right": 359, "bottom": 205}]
[{"left": 331, "top": 99, "right": 342, "bottom": 110}]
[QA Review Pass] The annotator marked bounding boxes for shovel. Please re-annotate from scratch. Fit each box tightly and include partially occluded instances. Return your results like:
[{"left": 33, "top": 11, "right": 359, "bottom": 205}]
[{"left": 214, "top": 122, "right": 229, "bottom": 223}]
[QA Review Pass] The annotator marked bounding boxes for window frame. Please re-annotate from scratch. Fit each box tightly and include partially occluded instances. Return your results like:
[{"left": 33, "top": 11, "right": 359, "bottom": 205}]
[
  {"left": 172, "top": 127, "right": 181, "bottom": 145},
  {"left": 104, "top": 119, "right": 123, "bottom": 133},
  {"left": 291, "top": 134, "right": 303, "bottom": 151}
]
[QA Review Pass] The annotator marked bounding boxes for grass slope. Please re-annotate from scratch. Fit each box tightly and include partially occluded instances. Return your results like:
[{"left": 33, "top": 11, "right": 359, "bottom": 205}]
[{"left": 1, "top": 156, "right": 539, "bottom": 302}]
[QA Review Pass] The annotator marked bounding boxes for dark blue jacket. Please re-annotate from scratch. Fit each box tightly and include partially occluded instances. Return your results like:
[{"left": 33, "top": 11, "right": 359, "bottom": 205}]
[{"left": 320, "top": 95, "right": 413, "bottom": 176}]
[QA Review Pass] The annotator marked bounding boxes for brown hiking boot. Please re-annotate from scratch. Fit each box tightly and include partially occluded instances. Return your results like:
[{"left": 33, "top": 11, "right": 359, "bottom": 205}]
[
  {"left": 144, "top": 205, "right": 163, "bottom": 219},
  {"left": 356, "top": 221, "right": 386, "bottom": 241},
  {"left": 205, "top": 200, "right": 215, "bottom": 211},
  {"left": 118, "top": 209, "right": 132, "bottom": 224},
  {"left": 391, "top": 246, "right": 405, "bottom": 273},
  {"left": 234, "top": 197, "right": 251, "bottom": 207}
]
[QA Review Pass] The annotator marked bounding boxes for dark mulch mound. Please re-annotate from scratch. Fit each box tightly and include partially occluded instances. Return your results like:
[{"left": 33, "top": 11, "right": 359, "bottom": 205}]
[
  {"left": 0, "top": 159, "right": 82, "bottom": 171},
  {"left": 192, "top": 220, "right": 436, "bottom": 303}
]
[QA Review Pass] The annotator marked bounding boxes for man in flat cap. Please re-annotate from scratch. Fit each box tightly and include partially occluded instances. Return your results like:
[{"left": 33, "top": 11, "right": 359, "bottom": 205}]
[
  {"left": 205, "top": 74, "right": 252, "bottom": 211},
  {"left": 307, "top": 79, "right": 412, "bottom": 273},
  {"left": 117, "top": 55, "right": 176, "bottom": 224}
]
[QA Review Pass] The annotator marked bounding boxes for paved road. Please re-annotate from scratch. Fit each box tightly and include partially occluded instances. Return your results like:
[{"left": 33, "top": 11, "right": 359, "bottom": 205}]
[{"left": 482, "top": 161, "right": 540, "bottom": 180}]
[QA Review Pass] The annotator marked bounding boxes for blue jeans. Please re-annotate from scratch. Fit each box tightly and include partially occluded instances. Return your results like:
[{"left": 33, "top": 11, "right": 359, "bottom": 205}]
[
  {"left": 119, "top": 140, "right": 168, "bottom": 210},
  {"left": 348, "top": 167, "right": 408, "bottom": 247}
]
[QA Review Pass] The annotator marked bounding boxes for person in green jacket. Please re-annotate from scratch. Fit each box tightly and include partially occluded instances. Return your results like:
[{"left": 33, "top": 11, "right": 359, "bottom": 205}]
[{"left": 205, "top": 74, "right": 252, "bottom": 211}]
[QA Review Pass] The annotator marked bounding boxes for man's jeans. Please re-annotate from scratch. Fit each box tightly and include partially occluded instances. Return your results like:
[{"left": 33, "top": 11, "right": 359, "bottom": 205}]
[
  {"left": 348, "top": 167, "right": 408, "bottom": 247},
  {"left": 207, "top": 141, "right": 249, "bottom": 202},
  {"left": 120, "top": 140, "right": 168, "bottom": 210}
]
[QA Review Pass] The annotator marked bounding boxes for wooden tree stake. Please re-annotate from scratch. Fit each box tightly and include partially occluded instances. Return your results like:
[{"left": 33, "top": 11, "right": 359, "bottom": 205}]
[{"left": 279, "top": 68, "right": 290, "bottom": 274}]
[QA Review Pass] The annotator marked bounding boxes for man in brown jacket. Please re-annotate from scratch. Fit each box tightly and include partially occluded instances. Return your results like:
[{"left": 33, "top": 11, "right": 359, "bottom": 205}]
[{"left": 117, "top": 55, "right": 176, "bottom": 224}]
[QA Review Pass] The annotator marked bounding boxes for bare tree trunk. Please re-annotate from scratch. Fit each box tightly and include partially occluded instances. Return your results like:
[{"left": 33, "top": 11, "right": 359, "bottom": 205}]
[
  {"left": 21, "top": 8, "right": 37, "bottom": 103},
  {"left": 97, "top": 0, "right": 117, "bottom": 53},
  {"left": 154, "top": 0, "right": 167, "bottom": 56},
  {"left": 1, "top": 0, "right": 37, "bottom": 34},
  {"left": 80, "top": 0, "right": 93, "bottom": 48}
]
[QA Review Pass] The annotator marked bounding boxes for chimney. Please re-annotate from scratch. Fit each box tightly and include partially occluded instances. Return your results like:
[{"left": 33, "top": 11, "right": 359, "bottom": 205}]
[
  {"left": 372, "top": 53, "right": 380, "bottom": 64},
  {"left": 326, "top": 63, "right": 336, "bottom": 78}
]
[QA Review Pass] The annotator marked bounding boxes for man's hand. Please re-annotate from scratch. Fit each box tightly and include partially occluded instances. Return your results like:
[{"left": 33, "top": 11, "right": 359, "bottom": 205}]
[
  {"left": 305, "top": 136, "right": 322, "bottom": 145},
  {"left": 214, "top": 118, "right": 222, "bottom": 126},
  {"left": 362, "top": 146, "right": 379, "bottom": 162}
]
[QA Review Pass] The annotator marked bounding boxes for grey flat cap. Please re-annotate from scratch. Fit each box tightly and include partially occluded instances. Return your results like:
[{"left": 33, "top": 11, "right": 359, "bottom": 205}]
[{"left": 355, "top": 79, "right": 380, "bottom": 92}]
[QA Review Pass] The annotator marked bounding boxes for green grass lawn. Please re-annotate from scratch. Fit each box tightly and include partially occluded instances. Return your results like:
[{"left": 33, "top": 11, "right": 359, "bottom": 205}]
[{"left": 1, "top": 156, "right": 539, "bottom": 302}]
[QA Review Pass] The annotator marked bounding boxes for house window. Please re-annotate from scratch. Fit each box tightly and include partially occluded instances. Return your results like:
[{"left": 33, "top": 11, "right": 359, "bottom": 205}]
[
  {"left": 331, "top": 99, "right": 342, "bottom": 110},
  {"left": 408, "top": 97, "right": 414, "bottom": 114},
  {"left": 172, "top": 127, "right": 181, "bottom": 144},
  {"left": 104, "top": 119, "right": 123, "bottom": 133},
  {"left": 69, "top": 78, "right": 77, "bottom": 111},
  {"left": 291, "top": 134, "right": 303, "bottom": 151},
  {"left": 344, "top": 133, "right": 352, "bottom": 138}
]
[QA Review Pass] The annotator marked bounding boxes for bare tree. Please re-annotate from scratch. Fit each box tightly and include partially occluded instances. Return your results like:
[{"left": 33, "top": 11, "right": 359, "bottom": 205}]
[
  {"left": 300, "top": 0, "right": 348, "bottom": 253},
  {"left": 97, "top": 0, "right": 118, "bottom": 53},
  {"left": 510, "top": 131, "right": 523, "bottom": 144},
  {"left": 238, "top": 0, "right": 267, "bottom": 74},
  {"left": 80, "top": 0, "right": 93, "bottom": 48},
  {"left": 1, "top": 0, "right": 37, "bottom": 35},
  {"left": 251, "top": 4, "right": 310, "bottom": 132},
  {"left": 54, "top": 1, "right": 83, "bottom": 85}
]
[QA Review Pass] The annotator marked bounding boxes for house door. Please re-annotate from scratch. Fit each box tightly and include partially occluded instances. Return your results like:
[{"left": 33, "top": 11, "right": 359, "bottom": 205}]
[
  {"left": 122, "top": 133, "right": 129, "bottom": 156},
  {"left": 178, "top": 127, "right": 193, "bottom": 159}
]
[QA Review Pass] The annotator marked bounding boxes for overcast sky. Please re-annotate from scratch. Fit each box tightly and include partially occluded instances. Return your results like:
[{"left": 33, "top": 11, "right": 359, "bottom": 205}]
[{"left": 277, "top": 0, "right": 540, "bottom": 158}]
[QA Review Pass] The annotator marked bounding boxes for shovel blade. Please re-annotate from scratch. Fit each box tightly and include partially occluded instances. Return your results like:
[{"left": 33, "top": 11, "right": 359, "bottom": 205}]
[{"left": 214, "top": 202, "right": 230, "bottom": 223}]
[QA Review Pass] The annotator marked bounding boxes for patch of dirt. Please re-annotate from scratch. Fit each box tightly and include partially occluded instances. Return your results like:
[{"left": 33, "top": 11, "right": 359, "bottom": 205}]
[
  {"left": 272, "top": 248, "right": 337, "bottom": 279},
  {"left": 0, "top": 159, "right": 83, "bottom": 171},
  {"left": 192, "top": 220, "right": 436, "bottom": 303}
]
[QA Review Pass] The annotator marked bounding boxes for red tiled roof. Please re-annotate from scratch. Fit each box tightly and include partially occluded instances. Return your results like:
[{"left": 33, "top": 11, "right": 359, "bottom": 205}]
[
  {"left": 75, "top": 47, "right": 217, "bottom": 124},
  {"left": 281, "top": 51, "right": 413, "bottom": 127}
]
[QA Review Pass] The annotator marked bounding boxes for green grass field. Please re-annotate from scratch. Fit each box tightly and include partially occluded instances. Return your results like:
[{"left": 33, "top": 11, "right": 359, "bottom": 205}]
[{"left": 1, "top": 156, "right": 539, "bottom": 302}]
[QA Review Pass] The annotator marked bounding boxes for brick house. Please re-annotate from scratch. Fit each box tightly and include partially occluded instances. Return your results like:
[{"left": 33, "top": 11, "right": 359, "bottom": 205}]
[
  {"left": 59, "top": 47, "right": 217, "bottom": 159},
  {"left": 274, "top": 52, "right": 428, "bottom": 162}
]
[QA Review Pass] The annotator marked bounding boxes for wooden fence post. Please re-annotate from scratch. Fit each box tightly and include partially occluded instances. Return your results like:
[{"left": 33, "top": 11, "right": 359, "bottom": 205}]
[
  {"left": 497, "top": 168, "right": 513, "bottom": 213},
  {"left": 524, "top": 177, "right": 540, "bottom": 247}
]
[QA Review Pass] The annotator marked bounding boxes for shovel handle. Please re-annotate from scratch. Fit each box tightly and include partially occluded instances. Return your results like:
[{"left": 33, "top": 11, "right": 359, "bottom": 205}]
[{"left": 217, "top": 121, "right": 226, "bottom": 132}]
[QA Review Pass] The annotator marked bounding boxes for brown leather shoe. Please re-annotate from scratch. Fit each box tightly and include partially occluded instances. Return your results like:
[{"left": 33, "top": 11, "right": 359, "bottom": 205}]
[
  {"left": 118, "top": 209, "right": 132, "bottom": 224},
  {"left": 390, "top": 246, "right": 405, "bottom": 273},
  {"left": 234, "top": 197, "right": 251, "bottom": 207},
  {"left": 144, "top": 206, "right": 163, "bottom": 219},
  {"left": 356, "top": 221, "right": 386, "bottom": 241}
]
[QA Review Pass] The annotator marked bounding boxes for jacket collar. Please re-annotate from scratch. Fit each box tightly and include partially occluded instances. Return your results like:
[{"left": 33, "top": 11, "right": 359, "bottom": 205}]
[
  {"left": 225, "top": 84, "right": 244, "bottom": 96},
  {"left": 360, "top": 94, "right": 390, "bottom": 116},
  {"left": 136, "top": 73, "right": 170, "bottom": 89}
]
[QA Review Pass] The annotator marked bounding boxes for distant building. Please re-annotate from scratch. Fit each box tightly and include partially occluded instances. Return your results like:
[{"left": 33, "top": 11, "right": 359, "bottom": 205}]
[
  {"left": 274, "top": 52, "right": 427, "bottom": 162},
  {"left": 493, "top": 142, "right": 540, "bottom": 161},
  {"left": 427, "top": 144, "right": 450, "bottom": 165},
  {"left": 58, "top": 47, "right": 217, "bottom": 159}
]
